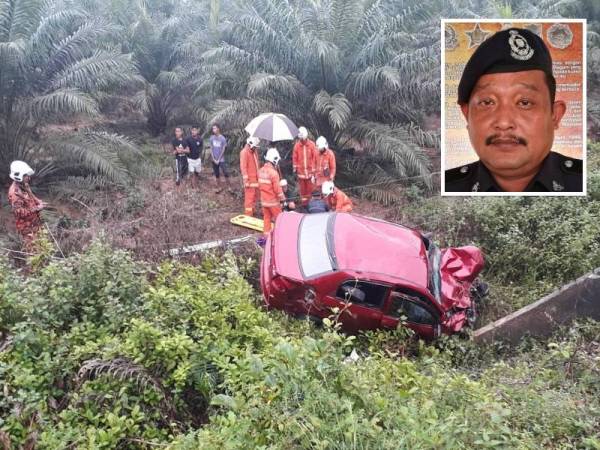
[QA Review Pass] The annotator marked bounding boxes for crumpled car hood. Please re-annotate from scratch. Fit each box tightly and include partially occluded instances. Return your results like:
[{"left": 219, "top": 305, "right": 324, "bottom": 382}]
[{"left": 439, "top": 246, "right": 484, "bottom": 330}]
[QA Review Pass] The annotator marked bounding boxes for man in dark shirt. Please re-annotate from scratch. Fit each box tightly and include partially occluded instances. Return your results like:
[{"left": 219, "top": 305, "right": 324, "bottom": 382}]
[
  {"left": 307, "top": 190, "right": 329, "bottom": 213},
  {"left": 172, "top": 126, "right": 189, "bottom": 187},
  {"left": 186, "top": 126, "right": 203, "bottom": 189}
]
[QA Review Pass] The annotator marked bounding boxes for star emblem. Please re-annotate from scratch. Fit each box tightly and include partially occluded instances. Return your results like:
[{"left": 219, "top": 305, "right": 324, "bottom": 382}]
[
  {"left": 465, "top": 23, "right": 491, "bottom": 48},
  {"left": 552, "top": 181, "right": 564, "bottom": 192}
]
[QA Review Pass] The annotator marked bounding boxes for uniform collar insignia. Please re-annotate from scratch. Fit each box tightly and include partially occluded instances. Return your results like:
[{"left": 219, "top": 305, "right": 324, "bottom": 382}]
[
  {"left": 471, "top": 182, "right": 480, "bottom": 192},
  {"left": 552, "top": 181, "right": 564, "bottom": 192}
]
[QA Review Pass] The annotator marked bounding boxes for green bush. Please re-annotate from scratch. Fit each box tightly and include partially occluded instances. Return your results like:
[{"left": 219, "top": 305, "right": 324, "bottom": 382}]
[
  {"left": 1, "top": 244, "right": 598, "bottom": 448},
  {"left": 400, "top": 195, "right": 600, "bottom": 320}
]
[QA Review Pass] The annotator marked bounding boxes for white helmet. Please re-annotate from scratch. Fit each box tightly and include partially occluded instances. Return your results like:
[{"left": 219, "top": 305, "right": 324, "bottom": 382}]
[
  {"left": 322, "top": 180, "right": 335, "bottom": 196},
  {"left": 279, "top": 179, "right": 288, "bottom": 187},
  {"left": 297, "top": 127, "right": 308, "bottom": 139},
  {"left": 265, "top": 147, "right": 281, "bottom": 165},
  {"left": 246, "top": 136, "right": 260, "bottom": 148},
  {"left": 316, "top": 136, "right": 328, "bottom": 150},
  {"left": 10, "top": 160, "right": 35, "bottom": 182}
]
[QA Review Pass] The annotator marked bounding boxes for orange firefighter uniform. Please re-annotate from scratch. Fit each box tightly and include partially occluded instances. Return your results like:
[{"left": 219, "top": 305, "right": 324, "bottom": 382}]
[
  {"left": 316, "top": 149, "right": 336, "bottom": 187},
  {"left": 8, "top": 181, "right": 43, "bottom": 251},
  {"left": 240, "top": 144, "right": 260, "bottom": 216},
  {"left": 292, "top": 139, "right": 317, "bottom": 206},
  {"left": 327, "top": 187, "right": 353, "bottom": 213},
  {"left": 258, "top": 162, "right": 285, "bottom": 233}
]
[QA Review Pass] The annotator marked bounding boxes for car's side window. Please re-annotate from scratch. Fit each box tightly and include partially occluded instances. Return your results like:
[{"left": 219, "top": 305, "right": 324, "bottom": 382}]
[
  {"left": 336, "top": 281, "right": 388, "bottom": 309},
  {"left": 388, "top": 292, "right": 436, "bottom": 325}
]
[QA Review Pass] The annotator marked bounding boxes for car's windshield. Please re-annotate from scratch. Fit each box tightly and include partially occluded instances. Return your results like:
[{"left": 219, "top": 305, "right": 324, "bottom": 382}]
[
  {"left": 427, "top": 242, "right": 442, "bottom": 304},
  {"left": 298, "top": 213, "right": 336, "bottom": 278}
]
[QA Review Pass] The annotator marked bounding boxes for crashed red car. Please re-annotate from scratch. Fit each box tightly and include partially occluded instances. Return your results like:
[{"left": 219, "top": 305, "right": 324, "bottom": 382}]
[{"left": 260, "top": 212, "right": 487, "bottom": 339}]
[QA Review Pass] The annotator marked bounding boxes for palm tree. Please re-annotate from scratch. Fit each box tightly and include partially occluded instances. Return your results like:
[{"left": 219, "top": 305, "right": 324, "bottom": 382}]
[
  {"left": 199, "top": 0, "right": 445, "bottom": 204},
  {"left": 0, "top": 0, "right": 140, "bottom": 185},
  {"left": 122, "top": 0, "right": 210, "bottom": 135}
]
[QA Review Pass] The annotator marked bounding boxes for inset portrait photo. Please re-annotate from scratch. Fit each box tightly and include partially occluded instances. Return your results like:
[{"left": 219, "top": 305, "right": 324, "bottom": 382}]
[{"left": 441, "top": 20, "right": 586, "bottom": 195}]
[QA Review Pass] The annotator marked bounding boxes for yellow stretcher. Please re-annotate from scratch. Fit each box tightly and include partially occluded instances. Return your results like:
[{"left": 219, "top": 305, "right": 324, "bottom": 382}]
[{"left": 230, "top": 214, "right": 264, "bottom": 232}]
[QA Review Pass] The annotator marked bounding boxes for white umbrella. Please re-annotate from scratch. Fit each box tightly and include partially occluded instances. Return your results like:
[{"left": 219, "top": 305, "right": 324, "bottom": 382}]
[{"left": 245, "top": 112, "right": 299, "bottom": 142}]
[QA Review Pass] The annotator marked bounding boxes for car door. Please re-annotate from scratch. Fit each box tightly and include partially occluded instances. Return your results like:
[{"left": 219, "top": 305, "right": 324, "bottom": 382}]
[
  {"left": 381, "top": 290, "right": 440, "bottom": 339},
  {"left": 320, "top": 280, "right": 389, "bottom": 332}
]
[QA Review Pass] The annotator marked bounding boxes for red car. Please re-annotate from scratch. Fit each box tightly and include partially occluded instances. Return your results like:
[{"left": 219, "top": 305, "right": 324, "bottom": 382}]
[{"left": 260, "top": 212, "right": 487, "bottom": 339}]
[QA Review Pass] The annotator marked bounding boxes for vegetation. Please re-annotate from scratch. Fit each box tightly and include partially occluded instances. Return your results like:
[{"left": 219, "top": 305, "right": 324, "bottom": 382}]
[
  {"left": 0, "top": 0, "right": 598, "bottom": 190},
  {"left": 0, "top": 0, "right": 141, "bottom": 185},
  {"left": 0, "top": 244, "right": 598, "bottom": 448},
  {"left": 1, "top": 0, "right": 600, "bottom": 447}
]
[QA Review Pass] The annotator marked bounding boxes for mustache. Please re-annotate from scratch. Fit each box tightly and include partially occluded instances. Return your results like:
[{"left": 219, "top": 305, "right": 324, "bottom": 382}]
[{"left": 485, "top": 134, "right": 527, "bottom": 146}]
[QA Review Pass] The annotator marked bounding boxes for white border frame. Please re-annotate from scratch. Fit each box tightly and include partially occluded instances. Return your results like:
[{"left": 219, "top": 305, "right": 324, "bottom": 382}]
[{"left": 440, "top": 18, "right": 587, "bottom": 197}]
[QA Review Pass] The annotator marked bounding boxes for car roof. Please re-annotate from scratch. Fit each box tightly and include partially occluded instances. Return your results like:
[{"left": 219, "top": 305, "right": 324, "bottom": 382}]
[{"left": 273, "top": 212, "right": 429, "bottom": 289}]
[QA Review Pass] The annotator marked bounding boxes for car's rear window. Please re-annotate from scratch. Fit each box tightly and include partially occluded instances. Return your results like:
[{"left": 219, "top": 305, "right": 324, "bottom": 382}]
[{"left": 298, "top": 213, "right": 336, "bottom": 278}]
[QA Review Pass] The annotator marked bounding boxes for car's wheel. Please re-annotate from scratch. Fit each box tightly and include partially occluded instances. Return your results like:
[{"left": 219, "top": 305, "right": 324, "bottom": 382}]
[
  {"left": 470, "top": 279, "right": 490, "bottom": 304},
  {"left": 295, "top": 314, "right": 323, "bottom": 326}
]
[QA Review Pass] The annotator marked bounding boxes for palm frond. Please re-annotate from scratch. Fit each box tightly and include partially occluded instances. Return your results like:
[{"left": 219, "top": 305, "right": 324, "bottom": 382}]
[
  {"left": 46, "top": 19, "right": 121, "bottom": 74},
  {"left": 27, "top": 88, "right": 99, "bottom": 119},
  {"left": 44, "top": 130, "right": 138, "bottom": 184},
  {"left": 346, "top": 66, "right": 401, "bottom": 99},
  {"left": 0, "top": 0, "right": 44, "bottom": 41},
  {"left": 49, "top": 175, "right": 112, "bottom": 203},
  {"left": 207, "top": 97, "right": 274, "bottom": 131},
  {"left": 330, "top": 0, "right": 363, "bottom": 48},
  {"left": 312, "top": 90, "right": 352, "bottom": 132},
  {"left": 202, "top": 43, "right": 281, "bottom": 74},
  {"left": 77, "top": 358, "right": 176, "bottom": 419},
  {"left": 29, "top": 9, "right": 88, "bottom": 53},
  {"left": 348, "top": 119, "right": 432, "bottom": 187},
  {"left": 247, "top": 72, "right": 310, "bottom": 102},
  {"left": 50, "top": 50, "right": 139, "bottom": 91}
]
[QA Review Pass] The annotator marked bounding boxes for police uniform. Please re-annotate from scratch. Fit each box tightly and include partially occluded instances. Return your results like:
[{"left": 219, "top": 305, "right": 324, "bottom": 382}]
[
  {"left": 445, "top": 27, "right": 583, "bottom": 193},
  {"left": 446, "top": 152, "right": 582, "bottom": 193}
]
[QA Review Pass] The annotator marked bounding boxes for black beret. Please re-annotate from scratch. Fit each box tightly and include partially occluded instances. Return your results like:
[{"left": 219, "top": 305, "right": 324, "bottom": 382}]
[{"left": 457, "top": 27, "right": 555, "bottom": 104}]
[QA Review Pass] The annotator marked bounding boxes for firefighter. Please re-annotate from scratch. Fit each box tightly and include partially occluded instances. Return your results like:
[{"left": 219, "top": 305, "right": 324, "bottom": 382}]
[
  {"left": 322, "top": 181, "right": 352, "bottom": 213},
  {"left": 292, "top": 127, "right": 317, "bottom": 207},
  {"left": 7, "top": 161, "right": 47, "bottom": 252},
  {"left": 240, "top": 136, "right": 261, "bottom": 216},
  {"left": 259, "top": 148, "right": 286, "bottom": 234},
  {"left": 315, "top": 136, "right": 336, "bottom": 188}
]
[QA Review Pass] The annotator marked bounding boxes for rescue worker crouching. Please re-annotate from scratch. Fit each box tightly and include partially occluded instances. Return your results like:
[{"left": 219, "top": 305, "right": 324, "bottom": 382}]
[
  {"left": 240, "top": 136, "right": 261, "bottom": 216},
  {"left": 322, "top": 181, "right": 352, "bottom": 213},
  {"left": 279, "top": 179, "right": 296, "bottom": 212},
  {"left": 259, "top": 148, "right": 286, "bottom": 234},
  {"left": 7, "top": 161, "right": 47, "bottom": 252}
]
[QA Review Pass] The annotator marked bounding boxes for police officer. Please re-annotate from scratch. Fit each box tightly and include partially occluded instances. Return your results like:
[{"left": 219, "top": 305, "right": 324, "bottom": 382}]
[{"left": 445, "top": 27, "right": 582, "bottom": 193}]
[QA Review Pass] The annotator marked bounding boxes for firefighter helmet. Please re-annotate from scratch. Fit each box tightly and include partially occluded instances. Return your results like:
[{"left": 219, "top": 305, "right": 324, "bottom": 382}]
[
  {"left": 9, "top": 161, "right": 35, "bottom": 182},
  {"left": 265, "top": 148, "right": 281, "bottom": 165},
  {"left": 247, "top": 136, "right": 260, "bottom": 148},
  {"left": 322, "top": 180, "right": 335, "bottom": 196},
  {"left": 316, "top": 136, "right": 328, "bottom": 150},
  {"left": 297, "top": 127, "right": 308, "bottom": 139}
]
